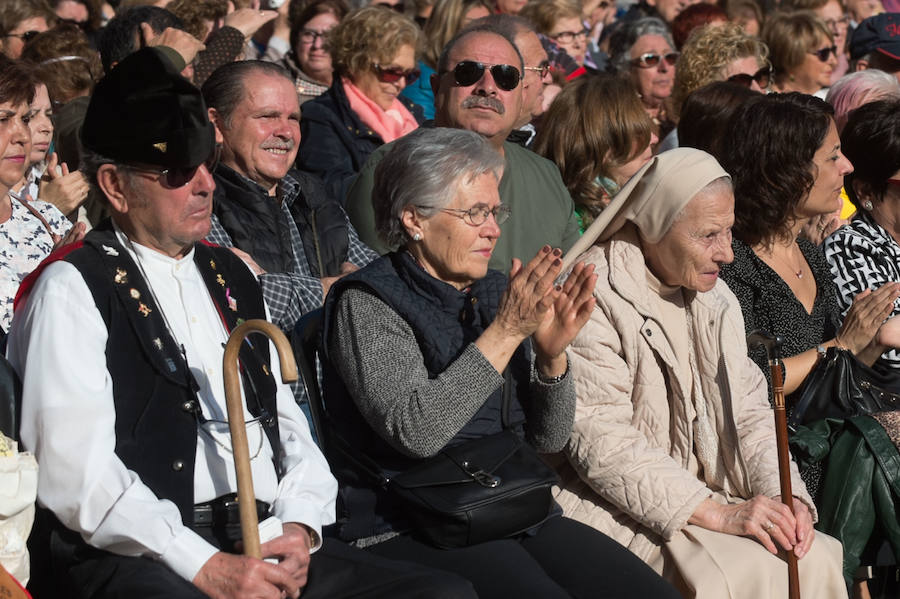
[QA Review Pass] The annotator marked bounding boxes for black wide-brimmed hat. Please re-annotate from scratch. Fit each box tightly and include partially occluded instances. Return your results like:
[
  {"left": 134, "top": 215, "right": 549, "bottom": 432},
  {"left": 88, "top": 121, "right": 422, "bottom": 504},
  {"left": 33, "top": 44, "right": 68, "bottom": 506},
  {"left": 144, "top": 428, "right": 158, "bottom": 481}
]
[{"left": 81, "top": 48, "right": 215, "bottom": 169}]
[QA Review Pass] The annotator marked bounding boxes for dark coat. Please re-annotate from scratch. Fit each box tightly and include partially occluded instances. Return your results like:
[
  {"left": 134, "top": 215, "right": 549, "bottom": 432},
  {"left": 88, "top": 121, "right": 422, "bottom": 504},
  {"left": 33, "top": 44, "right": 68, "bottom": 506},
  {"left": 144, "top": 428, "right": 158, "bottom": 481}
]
[{"left": 296, "top": 79, "right": 424, "bottom": 206}]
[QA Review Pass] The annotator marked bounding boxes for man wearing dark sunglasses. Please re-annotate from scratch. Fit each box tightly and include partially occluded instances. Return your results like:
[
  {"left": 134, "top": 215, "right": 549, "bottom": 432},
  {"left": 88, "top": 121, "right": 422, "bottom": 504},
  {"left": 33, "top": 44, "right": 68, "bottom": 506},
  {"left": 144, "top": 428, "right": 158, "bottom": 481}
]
[
  {"left": 202, "top": 61, "right": 378, "bottom": 332},
  {"left": 346, "top": 24, "right": 580, "bottom": 272},
  {"left": 14, "top": 47, "right": 475, "bottom": 599}
]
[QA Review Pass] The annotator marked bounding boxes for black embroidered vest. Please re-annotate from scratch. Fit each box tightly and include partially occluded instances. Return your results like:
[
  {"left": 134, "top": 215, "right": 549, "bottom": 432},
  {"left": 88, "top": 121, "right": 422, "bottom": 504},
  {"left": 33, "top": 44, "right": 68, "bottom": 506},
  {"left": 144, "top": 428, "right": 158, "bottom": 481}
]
[{"left": 64, "top": 224, "right": 280, "bottom": 525}]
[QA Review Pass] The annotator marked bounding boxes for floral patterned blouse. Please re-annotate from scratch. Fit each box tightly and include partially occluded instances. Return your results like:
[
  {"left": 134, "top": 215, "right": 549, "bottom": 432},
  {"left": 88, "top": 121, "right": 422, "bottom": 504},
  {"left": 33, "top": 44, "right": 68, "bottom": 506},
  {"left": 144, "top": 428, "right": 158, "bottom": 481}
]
[{"left": 0, "top": 192, "right": 71, "bottom": 332}]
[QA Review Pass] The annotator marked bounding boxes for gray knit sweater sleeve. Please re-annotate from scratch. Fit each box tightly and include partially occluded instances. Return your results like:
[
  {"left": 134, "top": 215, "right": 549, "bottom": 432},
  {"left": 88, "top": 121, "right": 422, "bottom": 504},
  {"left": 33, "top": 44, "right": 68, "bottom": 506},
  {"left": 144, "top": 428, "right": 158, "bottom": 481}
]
[{"left": 328, "top": 287, "right": 575, "bottom": 458}]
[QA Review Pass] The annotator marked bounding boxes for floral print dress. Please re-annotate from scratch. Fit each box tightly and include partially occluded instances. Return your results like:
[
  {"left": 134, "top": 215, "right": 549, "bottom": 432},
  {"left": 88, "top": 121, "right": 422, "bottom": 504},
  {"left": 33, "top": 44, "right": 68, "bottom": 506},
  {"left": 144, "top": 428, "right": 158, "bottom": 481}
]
[{"left": 0, "top": 192, "right": 71, "bottom": 332}]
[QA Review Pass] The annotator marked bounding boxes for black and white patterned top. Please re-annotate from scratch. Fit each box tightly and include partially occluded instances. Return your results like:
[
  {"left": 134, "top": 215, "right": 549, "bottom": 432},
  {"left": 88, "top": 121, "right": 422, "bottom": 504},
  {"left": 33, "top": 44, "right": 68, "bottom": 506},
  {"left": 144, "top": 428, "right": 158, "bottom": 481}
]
[
  {"left": 0, "top": 192, "right": 71, "bottom": 332},
  {"left": 824, "top": 211, "right": 900, "bottom": 371}
]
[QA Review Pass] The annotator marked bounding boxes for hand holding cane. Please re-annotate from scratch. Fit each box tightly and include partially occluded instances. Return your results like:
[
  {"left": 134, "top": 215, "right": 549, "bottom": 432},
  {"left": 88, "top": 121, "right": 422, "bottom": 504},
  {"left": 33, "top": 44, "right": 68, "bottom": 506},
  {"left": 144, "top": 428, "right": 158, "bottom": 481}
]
[
  {"left": 223, "top": 319, "right": 298, "bottom": 559},
  {"left": 748, "top": 330, "right": 800, "bottom": 599}
]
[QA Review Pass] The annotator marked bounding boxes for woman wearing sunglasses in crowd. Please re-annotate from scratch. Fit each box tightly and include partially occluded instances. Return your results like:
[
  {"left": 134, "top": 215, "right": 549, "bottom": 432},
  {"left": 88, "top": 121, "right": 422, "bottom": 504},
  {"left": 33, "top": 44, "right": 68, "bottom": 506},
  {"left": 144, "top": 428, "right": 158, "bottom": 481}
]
[
  {"left": 661, "top": 22, "right": 769, "bottom": 151},
  {"left": 0, "top": 0, "right": 53, "bottom": 60},
  {"left": 608, "top": 17, "right": 677, "bottom": 152},
  {"left": 764, "top": 10, "right": 837, "bottom": 97},
  {"left": 297, "top": 6, "right": 423, "bottom": 205}
]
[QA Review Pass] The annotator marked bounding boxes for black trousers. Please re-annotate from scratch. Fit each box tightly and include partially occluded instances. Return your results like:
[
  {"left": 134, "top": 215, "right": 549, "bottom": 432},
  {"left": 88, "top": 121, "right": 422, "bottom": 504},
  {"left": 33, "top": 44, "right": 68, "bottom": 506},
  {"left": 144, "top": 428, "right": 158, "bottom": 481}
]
[
  {"left": 365, "top": 516, "right": 681, "bottom": 599},
  {"left": 47, "top": 536, "right": 475, "bottom": 599}
]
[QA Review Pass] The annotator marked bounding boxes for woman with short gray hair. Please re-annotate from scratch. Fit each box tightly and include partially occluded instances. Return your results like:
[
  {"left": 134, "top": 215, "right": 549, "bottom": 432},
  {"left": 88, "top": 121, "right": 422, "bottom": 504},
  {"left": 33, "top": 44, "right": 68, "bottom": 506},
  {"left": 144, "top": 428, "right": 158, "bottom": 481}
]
[
  {"left": 320, "top": 127, "right": 680, "bottom": 598},
  {"left": 608, "top": 17, "right": 677, "bottom": 149}
]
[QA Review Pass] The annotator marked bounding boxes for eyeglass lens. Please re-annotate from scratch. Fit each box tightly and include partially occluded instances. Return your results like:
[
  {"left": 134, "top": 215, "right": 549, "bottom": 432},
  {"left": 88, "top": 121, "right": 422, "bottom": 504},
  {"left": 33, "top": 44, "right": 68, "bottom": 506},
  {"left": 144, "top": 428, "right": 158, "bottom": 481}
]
[
  {"left": 451, "top": 61, "right": 521, "bottom": 91},
  {"left": 374, "top": 64, "right": 420, "bottom": 85}
]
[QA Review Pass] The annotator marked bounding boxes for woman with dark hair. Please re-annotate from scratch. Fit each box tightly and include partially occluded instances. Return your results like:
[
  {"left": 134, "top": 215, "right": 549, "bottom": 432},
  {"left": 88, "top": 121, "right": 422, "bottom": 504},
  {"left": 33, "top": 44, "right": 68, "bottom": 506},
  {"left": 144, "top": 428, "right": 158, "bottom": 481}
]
[
  {"left": 296, "top": 6, "right": 423, "bottom": 203},
  {"left": 719, "top": 92, "right": 900, "bottom": 593},
  {"left": 533, "top": 74, "right": 655, "bottom": 232},
  {"left": 825, "top": 100, "right": 900, "bottom": 375},
  {"left": 0, "top": 57, "right": 81, "bottom": 333},
  {"left": 677, "top": 80, "right": 760, "bottom": 158},
  {"left": 281, "top": 0, "right": 349, "bottom": 106}
]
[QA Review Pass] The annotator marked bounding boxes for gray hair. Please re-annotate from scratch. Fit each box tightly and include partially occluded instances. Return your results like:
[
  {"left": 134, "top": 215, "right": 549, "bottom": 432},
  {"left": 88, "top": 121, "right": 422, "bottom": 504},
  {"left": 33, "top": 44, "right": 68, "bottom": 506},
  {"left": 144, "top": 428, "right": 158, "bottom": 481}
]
[
  {"left": 373, "top": 127, "right": 505, "bottom": 249},
  {"left": 437, "top": 22, "right": 524, "bottom": 74},
  {"left": 609, "top": 17, "right": 675, "bottom": 73}
]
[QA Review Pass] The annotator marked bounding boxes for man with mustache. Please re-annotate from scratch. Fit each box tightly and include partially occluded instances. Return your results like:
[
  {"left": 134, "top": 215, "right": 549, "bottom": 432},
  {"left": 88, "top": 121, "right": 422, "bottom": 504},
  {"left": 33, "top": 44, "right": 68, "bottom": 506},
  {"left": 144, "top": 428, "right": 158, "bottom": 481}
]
[
  {"left": 203, "top": 60, "right": 377, "bottom": 332},
  {"left": 345, "top": 22, "right": 580, "bottom": 272}
]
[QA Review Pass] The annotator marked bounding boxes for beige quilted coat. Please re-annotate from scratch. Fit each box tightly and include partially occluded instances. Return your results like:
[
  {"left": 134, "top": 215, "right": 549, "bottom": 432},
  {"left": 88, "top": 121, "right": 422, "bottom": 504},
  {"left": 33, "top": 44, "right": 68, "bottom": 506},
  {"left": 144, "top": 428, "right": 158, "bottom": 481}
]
[{"left": 553, "top": 227, "right": 814, "bottom": 565}]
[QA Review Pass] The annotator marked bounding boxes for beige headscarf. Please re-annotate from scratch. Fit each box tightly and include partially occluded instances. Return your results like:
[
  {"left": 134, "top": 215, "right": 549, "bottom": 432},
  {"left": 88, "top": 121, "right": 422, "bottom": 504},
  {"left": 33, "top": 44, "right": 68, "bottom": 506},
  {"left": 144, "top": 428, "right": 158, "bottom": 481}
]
[{"left": 562, "top": 148, "right": 730, "bottom": 271}]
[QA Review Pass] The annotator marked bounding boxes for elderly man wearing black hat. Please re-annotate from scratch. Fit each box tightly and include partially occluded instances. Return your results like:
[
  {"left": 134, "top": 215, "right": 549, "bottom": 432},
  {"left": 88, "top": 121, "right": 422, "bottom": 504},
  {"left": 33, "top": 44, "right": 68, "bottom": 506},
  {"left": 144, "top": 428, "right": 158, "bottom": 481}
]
[
  {"left": 7, "top": 47, "right": 475, "bottom": 599},
  {"left": 850, "top": 12, "right": 900, "bottom": 82}
]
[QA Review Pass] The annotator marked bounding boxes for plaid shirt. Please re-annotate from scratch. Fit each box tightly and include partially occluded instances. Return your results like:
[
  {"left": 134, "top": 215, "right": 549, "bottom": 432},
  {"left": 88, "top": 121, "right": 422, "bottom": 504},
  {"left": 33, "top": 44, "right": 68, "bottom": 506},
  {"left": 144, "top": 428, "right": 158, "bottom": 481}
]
[{"left": 206, "top": 169, "right": 378, "bottom": 332}]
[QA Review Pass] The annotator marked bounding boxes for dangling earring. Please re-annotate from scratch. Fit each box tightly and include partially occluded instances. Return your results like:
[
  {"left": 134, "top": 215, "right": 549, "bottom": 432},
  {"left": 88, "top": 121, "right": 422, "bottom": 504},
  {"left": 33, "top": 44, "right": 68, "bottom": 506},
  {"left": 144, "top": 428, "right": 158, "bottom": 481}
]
[
  {"left": 862, "top": 200, "right": 874, "bottom": 211},
  {"left": 412, "top": 232, "right": 422, "bottom": 241}
]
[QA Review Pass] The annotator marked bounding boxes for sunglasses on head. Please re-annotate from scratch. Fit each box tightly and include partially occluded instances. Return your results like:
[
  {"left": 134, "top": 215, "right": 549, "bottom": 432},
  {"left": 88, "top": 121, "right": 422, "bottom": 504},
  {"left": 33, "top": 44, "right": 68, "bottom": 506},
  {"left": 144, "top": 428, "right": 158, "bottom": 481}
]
[
  {"left": 124, "top": 145, "right": 221, "bottom": 188},
  {"left": 809, "top": 45, "right": 838, "bottom": 62},
  {"left": 726, "top": 64, "right": 772, "bottom": 89},
  {"left": 446, "top": 60, "right": 521, "bottom": 91},
  {"left": 373, "top": 64, "right": 420, "bottom": 85},
  {"left": 4, "top": 30, "right": 41, "bottom": 43},
  {"left": 631, "top": 52, "right": 679, "bottom": 68}
]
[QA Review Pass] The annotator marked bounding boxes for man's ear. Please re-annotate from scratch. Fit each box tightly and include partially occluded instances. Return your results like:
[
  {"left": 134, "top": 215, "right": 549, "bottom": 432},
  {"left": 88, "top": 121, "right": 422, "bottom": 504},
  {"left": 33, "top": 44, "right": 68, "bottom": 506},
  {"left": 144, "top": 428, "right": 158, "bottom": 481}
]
[
  {"left": 97, "top": 164, "right": 130, "bottom": 215},
  {"left": 208, "top": 107, "right": 225, "bottom": 144},
  {"left": 855, "top": 58, "right": 870, "bottom": 71}
]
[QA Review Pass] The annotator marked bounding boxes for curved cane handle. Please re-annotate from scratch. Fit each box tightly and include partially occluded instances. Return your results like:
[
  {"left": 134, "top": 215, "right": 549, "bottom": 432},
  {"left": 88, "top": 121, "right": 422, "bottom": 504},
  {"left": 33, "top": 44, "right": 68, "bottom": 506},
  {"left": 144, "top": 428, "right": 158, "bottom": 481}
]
[{"left": 223, "top": 319, "right": 298, "bottom": 559}]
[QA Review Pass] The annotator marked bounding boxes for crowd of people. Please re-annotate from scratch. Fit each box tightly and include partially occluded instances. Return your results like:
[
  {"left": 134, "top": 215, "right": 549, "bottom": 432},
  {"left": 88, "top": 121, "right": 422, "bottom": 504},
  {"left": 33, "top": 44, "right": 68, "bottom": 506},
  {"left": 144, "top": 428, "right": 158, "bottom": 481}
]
[{"left": 2, "top": 0, "right": 900, "bottom": 596}]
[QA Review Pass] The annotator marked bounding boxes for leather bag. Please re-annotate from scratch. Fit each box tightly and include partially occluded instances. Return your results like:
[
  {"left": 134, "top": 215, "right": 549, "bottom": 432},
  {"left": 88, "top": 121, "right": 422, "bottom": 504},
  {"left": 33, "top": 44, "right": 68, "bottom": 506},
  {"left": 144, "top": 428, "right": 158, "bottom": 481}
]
[
  {"left": 387, "top": 428, "right": 557, "bottom": 549},
  {"left": 788, "top": 347, "right": 900, "bottom": 431}
]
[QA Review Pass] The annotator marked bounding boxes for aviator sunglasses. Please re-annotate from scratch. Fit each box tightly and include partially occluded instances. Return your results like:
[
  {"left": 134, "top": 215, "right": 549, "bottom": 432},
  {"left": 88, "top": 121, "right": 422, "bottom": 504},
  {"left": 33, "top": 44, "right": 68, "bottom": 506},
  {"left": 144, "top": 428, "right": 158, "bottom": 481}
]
[
  {"left": 727, "top": 64, "right": 772, "bottom": 89},
  {"left": 631, "top": 52, "right": 679, "bottom": 68},
  {"left": 373, "top": 64, "right": 420, "bottom": 85},
  {"left": 445, "top": 60, "right": 521, "bottom": 91},
  {"left": 124, "top": 145, "right": 221, "bottom": 188},
  {"left": 809, "top": 45, "right": 838, "bottom": 62}
]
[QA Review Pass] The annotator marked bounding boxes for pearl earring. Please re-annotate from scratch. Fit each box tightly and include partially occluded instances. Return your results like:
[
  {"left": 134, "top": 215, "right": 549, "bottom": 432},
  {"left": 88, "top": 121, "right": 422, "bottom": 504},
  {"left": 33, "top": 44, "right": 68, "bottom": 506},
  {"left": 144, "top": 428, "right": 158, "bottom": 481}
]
[
  {"left": 863, "top": 200, "right": 874, "bottom": 211},
  {"left": 413, "top": 233, "right": 422, "bottom": 241}
]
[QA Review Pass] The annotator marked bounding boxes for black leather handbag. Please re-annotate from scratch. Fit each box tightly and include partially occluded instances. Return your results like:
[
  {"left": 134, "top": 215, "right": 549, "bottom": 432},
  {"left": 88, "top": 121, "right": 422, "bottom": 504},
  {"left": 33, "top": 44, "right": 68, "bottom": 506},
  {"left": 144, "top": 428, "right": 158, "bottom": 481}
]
[
  {"left": 788, "top": 347, "right": 900, "bottom": 431},
  {"left": 387, "top": 428, "right": 558, "bottom": 549}
]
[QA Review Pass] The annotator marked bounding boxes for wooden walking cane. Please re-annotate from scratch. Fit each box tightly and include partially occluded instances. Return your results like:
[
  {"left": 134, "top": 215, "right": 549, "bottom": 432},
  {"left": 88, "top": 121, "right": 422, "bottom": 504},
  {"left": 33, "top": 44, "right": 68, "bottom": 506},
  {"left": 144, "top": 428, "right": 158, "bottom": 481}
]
[
  {"left": 223, "top": 319, "right": 298, "bottom": 559},
  {"left": 748, "top": 330, "right": 800, "bottom": 599}
]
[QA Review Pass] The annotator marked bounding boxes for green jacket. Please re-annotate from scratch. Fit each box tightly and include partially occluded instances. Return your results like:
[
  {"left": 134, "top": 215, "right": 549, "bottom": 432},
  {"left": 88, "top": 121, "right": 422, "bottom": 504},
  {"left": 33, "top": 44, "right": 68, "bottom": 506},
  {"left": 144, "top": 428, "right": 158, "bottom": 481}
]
[{"left": 792, "top": 416, "right": 900, "bottom": 589}]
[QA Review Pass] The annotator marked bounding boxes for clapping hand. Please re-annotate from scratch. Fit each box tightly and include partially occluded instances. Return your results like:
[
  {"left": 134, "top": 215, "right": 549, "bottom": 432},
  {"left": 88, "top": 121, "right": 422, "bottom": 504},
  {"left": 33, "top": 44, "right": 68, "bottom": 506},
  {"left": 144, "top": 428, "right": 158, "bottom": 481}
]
[{"left": 532, "top": 260, "right": 597, "bottom": 365}]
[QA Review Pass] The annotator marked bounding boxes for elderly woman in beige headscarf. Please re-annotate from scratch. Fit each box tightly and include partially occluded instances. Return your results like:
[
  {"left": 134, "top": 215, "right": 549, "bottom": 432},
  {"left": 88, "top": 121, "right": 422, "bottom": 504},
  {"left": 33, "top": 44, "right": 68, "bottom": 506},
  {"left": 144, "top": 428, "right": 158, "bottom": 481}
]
[{"left": 551, "top": 148, "right": 848, "bottom": 598}]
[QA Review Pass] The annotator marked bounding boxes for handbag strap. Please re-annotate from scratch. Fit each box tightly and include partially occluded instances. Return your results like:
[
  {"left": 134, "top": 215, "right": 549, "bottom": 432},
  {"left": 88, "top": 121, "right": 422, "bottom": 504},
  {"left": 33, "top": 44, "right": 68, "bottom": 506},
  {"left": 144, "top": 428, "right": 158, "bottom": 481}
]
[{"left": 10, "top": 191, "right": 54, "bottom": 238}]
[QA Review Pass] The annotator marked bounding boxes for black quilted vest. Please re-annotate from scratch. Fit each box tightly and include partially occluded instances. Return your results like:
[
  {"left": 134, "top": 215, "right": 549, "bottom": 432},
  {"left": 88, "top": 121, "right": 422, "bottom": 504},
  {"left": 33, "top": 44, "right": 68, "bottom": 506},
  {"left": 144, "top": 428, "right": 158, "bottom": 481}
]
[
  {"left": 212, "top": 165, "right": 350, "bottom": 278},
  {"left": 321, "top": 252, "right": 531, "bottom": 539},
  {"left": 63, "top": 224, "right": 280, "bottom": 525}
]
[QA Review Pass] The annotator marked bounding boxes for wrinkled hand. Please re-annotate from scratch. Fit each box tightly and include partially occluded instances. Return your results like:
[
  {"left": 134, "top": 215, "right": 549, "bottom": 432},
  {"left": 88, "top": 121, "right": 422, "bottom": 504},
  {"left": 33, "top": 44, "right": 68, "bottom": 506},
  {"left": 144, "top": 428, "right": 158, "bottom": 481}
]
[
  {"left": 494, "top": 246, "right": 562, "bottom": 341},
  {"left": 875, "top": 313, "right": 900, "bottom": 349},
  {"left": 52, "top": 221, "right": 86, "bottom": 250},
  {"left": 532, "top": 260, "right": 597, "bottom": 362},
  {"left": 141, "top": 23, "right": 205, "bottom": 66},
  {"left": 225, "top": 8, "right": 278, "bottom": 38},
  {"left": 837, "top": 283, "right": 900, "bottom": 354},
  {"left": 193, "top": 551, "right": 299, "bottom": 599},
  {"left": 691, "top": 495, "right": 799, "bottom": 555},
  {"left": 39, "top": 154, "right": 90, "bottom": 216},
  {"left": 339, "top": 261, "right": 359, "bottom": 275},
  {"left": 230, "top": 247, "right": 266, "bottom": 275},
  {"left": 260, "top": 522, "right": 312, "bottom": 595},
  {"left": 791, "top": 497, "right": 815, "bottom": 559}
]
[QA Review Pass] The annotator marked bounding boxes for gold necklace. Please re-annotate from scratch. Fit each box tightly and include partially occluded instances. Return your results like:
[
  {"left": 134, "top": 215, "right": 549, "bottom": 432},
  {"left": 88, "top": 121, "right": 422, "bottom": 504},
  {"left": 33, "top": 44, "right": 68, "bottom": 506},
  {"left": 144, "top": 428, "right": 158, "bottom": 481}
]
[{"left": 761, "top": 243, "right": 805, "bottom": 279}]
